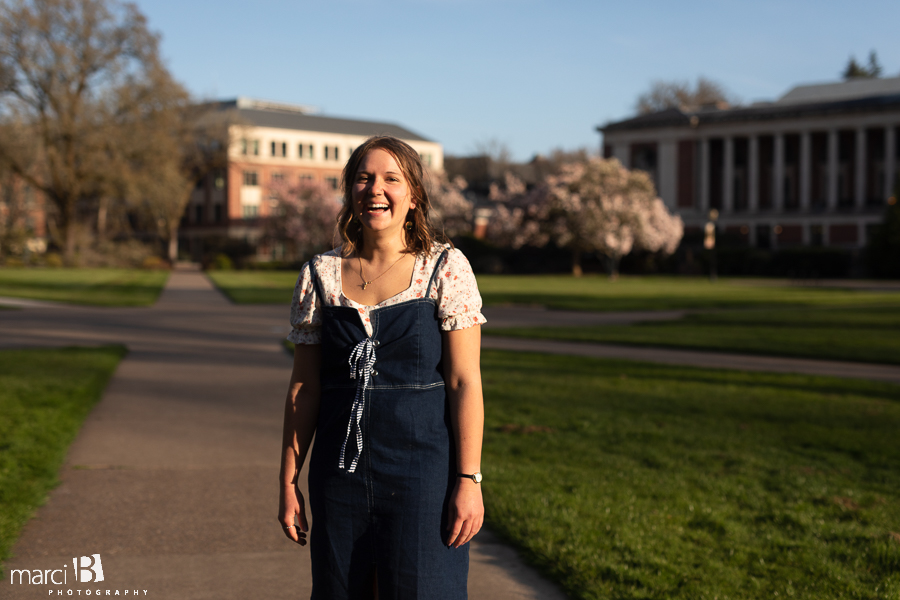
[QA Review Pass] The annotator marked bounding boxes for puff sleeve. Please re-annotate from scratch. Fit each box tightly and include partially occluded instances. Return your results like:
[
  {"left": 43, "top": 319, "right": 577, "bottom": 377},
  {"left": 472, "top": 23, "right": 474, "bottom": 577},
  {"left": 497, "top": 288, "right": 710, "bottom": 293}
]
[
  {"left": 432, "top": 248, "right": 487, "bottom": 331},
  {"left": 287, "top": 261, "right": 322, "bottom": 344}
]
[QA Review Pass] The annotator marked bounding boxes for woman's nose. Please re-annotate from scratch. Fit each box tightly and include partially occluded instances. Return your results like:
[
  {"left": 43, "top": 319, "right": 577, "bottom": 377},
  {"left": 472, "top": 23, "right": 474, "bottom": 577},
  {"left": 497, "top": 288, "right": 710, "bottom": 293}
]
[{"left": 369, "top": 178, "right": 384, "bottom": 195}]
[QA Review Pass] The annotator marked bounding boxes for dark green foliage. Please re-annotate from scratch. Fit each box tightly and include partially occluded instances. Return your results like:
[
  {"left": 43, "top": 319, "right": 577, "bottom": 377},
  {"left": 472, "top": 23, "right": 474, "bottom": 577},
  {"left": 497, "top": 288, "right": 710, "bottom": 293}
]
[
  {"left": 0, "top": 346, "right": 126, "bottom": 573},
  {"left": 866, "top": 198, "right": 900, "bottom": 278},
  {"left": 481, "top": 350, "right": 900, "bottom": 599}
]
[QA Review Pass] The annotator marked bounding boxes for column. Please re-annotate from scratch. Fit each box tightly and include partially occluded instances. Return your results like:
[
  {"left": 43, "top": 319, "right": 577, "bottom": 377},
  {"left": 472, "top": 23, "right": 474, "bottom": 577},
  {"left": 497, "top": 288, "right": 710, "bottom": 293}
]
[
  {"left": 773, "top": 134, "right": 785, "bottom": 212},
  {"left": 827, "top": 129, "right": 839, "bottom": 210},
  {"left": 658, "top": 141, "right": 678, "bottom": 207},
  {"left": 748, "top": 136, "right": 759, "bottom": 213},
  {"left": 886, "top": 126, "right": 896, "bottom": 199},
  {"left": 699, "top": 138, "right": 710, "bottom": 213},
  {"left": 855, "top": 128, "right": 866, "bottom": 208},
  {"left": 723, "top": 137, "right": 734, "bottom": 213},
  {"left": 800, "top": 131, "right": 811, "bottom": 211}
]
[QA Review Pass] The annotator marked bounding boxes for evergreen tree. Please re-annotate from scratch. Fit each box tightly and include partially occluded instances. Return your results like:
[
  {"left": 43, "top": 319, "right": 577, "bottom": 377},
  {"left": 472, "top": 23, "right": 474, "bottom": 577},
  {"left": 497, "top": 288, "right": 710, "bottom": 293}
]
[{"left": 843, "top": 51, "right": 883, "bottom": 79}]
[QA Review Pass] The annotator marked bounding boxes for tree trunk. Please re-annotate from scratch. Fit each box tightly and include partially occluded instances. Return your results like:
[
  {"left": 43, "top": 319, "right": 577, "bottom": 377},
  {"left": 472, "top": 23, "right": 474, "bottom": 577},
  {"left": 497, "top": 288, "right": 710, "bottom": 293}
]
[
  {"left": 63, "top": 199, "right": 77, "bottom": 265},
  {"left": 167, "top": 223, "right": 179, "bottom": 263},
  {"left": 606, "top": 255, "right": 620, "bottom": 281},
  {"left": 97, "top": 197, "right": 108, "bottom": 242},
  {"left": 571, "top": 247, "right": 583, "bottom": 277}
]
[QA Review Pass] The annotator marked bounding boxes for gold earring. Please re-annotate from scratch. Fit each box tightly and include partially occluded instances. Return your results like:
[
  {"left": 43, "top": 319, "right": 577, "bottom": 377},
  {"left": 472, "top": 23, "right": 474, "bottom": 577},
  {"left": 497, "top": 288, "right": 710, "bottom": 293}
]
[{"left": 405, "top": 220, "right": 413, "bottom": 231}]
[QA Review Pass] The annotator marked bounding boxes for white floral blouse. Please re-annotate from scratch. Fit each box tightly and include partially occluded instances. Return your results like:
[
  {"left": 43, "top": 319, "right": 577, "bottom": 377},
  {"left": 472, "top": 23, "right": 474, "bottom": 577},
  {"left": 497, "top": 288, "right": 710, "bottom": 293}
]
[{"left": 288, "top": 244, "right": 486, "bottom": 344}]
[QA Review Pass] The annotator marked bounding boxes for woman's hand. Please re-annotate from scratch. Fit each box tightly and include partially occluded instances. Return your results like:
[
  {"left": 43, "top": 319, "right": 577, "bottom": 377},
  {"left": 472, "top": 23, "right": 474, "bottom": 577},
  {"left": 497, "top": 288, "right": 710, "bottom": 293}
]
[
  {"left": 279, "top": 480, "right": 309, "bottom": 546},
  {"left": 446, "top": 479, "right": 484, "bottom": 548}
]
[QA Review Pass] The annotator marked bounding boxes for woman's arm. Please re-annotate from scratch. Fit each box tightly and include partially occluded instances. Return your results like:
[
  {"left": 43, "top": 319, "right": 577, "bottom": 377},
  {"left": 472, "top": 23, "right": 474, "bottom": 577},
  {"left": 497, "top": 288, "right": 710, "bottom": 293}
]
[
  {"left": 442, "top": 325, "right": 485, "bottom": 548},
  {"left": 278, "top": 343, "right": 322, "bottom": 546}
]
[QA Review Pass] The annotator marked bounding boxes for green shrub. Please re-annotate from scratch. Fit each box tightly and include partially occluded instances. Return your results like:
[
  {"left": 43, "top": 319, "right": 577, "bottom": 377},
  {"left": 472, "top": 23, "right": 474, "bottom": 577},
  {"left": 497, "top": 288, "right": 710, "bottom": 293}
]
[
  {"left": 43, "top": 253, "right": 63, "bottom": 268},
  {"left": 211, "top": 253, "right": 234, "bottom": 270}
]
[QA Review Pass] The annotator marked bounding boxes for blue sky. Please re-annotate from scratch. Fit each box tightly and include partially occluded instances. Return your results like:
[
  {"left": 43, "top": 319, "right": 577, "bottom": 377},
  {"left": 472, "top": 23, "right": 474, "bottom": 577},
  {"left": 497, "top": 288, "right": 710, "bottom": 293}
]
[{"left": 135, "top": 0, "right": 900, "bottom": 160}]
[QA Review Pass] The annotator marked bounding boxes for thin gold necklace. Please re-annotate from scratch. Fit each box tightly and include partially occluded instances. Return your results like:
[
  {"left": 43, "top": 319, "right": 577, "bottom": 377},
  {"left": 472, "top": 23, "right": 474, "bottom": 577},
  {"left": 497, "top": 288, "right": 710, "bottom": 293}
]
[{"left": 358, "top": 253, "right": 407, "bottom": 290}]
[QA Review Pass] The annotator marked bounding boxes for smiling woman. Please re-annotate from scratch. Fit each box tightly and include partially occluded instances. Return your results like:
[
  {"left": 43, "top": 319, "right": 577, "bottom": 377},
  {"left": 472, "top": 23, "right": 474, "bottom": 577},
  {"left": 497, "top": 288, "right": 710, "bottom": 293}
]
[{"left": 278, "top": 136, "right": 486, "bottom": 599}]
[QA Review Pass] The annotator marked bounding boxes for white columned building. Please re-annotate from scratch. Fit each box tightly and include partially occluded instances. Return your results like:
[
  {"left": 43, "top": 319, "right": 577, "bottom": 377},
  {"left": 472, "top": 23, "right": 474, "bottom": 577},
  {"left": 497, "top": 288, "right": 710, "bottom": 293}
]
[{"left": 599, "top": 76, "right": 900, "bottom": 250}]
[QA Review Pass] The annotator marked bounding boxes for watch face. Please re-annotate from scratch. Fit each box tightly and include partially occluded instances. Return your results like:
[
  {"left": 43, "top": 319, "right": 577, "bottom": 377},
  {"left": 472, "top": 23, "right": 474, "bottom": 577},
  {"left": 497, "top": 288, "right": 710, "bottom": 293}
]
[{"left": 473, "top": 472, "right": 483, "bottom": 483}]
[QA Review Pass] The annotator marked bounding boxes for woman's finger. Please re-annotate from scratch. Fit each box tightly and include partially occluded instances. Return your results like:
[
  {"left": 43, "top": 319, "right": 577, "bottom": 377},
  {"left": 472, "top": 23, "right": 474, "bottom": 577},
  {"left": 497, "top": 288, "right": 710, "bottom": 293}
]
[{"left": 451, "top": 520, "right": 472, "bottom": 548}]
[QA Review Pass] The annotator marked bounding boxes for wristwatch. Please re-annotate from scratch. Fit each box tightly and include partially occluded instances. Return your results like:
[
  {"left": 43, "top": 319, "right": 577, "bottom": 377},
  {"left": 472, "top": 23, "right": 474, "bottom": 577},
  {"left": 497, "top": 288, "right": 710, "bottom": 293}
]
[{"left": 458, "top": 472, "right": 483, "bottom": 484}]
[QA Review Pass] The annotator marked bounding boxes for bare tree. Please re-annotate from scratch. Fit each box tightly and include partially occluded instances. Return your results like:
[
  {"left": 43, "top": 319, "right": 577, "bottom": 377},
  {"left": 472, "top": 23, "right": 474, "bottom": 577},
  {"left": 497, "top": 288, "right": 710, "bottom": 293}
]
[
  {"left": 0, "top": 0, "right": 190, "bottom": 263},
  {"left": 635, "top": 77, "right": 734, "bottom": 115}
]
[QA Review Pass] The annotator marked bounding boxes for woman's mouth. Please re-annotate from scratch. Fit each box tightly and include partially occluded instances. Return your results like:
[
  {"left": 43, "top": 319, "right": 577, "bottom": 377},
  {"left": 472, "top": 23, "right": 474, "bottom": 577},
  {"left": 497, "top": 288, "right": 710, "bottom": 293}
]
[{"left": 366, "top": 203, "right": 390, "bottom": 214}]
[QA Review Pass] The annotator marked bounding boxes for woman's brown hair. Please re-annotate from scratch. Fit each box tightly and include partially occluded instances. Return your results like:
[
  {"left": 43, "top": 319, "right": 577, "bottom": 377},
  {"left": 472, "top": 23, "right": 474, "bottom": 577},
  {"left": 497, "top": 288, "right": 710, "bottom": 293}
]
[{"left": 337, "top": 136, "right": 448, "bottom": 257}]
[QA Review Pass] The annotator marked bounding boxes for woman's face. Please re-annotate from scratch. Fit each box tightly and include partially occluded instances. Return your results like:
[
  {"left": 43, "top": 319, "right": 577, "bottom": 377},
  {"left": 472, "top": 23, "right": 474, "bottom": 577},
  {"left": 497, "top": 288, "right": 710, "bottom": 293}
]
[{"left": 352, "top": 148, "right": 417, "bottom": 237}]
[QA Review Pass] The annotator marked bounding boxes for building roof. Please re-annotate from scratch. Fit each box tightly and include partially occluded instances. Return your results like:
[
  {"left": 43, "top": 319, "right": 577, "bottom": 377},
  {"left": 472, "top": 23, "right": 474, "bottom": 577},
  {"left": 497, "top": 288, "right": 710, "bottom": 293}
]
[
  {"left": 210, "top": 97, "right": 433, "bottom": 142},
  {"left": 599, "top": 77, "right": 900, "bottom": 133},
  {"left": 777, "top": 76, "right": 900, "bottom": 105}
]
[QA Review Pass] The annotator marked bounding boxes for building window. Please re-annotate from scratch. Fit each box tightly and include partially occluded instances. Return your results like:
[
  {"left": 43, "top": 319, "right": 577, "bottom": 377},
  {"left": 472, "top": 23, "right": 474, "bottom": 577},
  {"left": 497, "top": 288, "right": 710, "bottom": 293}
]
[
  {"left": 308, "top": 144, "right": 315, "bottom": 160},
  {"left": 299, "top": 174, "right": 314, "bottom": 182},
  {"left": 324, "top": 146, "right": 330, "bottom": 160},
  {"left": 334, "top": 146, "right": 339, "bottom": 161},
  {"left": 213, "top": 204, "right": 223, "bottom": 223},
  {"left": 242, "top": 205, "right": 259, "bottom": 218},
  {"left": 252, "top": 140, "right": 259, "bottom": 156},
  {"left": 243, "top": 171, "right": 258, "bottom": 186},
  {"left": 325, "top": 176, "right": 339, "bottom": 190},
  {"left": 420, "top": 153, "right": 432, "bottom": 167},
  {"left": 214, "top": 170, "right": 225, "bottom": 189},
  {"left": 241, "top": 139, "right": 248, "bottom": 155},
  {"left": 194, "top": 205, "right": 204, "bottom": 224},
  {"left": 272, "top": 172, "right": 284, "bottom": 183},
  {"left": 298, "top": 144, "right": 304, "bottom": 158},
  {"left": 269, "top": 141, "right": 287, "bottom": 157}
]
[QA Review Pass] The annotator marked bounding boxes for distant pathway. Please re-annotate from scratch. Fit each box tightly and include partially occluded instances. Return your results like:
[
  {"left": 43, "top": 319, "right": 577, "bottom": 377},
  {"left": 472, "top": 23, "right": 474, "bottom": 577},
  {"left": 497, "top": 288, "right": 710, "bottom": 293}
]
[
  {"left": 481, "top": 337, "right": 900, "bottom": 385},
  {"left": 0, "top": 269, "right": 566, "bottom": 600}
]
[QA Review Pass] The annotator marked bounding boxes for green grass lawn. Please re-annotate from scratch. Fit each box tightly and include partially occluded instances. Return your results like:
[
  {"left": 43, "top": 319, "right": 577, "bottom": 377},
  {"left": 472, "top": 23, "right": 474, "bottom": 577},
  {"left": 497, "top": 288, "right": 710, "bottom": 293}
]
[
  {"left": 488, "top": 304, "right": 900, "bottom": 365},
  {"left": 206, "top": 271, "right": 900, "bottom": 312},
  {"left": 481, "top": 349, "right": 900, "bottom": 600},
  {"left": 206, "top": 270, "right": 298, "bottom": 304},
  {"left": 0, "top": 268, "right": 169, "bottom": 306},
  {"left": 476, "top": 274, "right": 900, "bottom": 312},
  {"left": 0, "top": 346, "right": 126, "bottom": 574}
]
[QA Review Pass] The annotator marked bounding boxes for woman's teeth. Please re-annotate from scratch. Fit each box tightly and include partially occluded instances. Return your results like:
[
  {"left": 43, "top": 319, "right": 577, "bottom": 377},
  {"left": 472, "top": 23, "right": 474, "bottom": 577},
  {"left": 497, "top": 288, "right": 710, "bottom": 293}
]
[{"left": 368, "top": 204, "right": 389, "bottom": 213}]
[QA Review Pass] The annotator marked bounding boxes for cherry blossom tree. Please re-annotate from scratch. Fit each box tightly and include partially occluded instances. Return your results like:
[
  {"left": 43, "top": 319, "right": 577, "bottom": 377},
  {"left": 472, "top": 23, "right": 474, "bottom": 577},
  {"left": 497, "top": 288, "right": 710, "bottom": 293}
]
[
  {"left": 546, "top": 157, "right": 683, "bottom": 278},
  {"left": 426, "top": 170, "right": 473, "bottom": 239},
  {"left": 485, "top": 172, "right": 549, "bottom": 249},
  {"left": 265, "top": 179, "right": 341, "bottom": 261}
]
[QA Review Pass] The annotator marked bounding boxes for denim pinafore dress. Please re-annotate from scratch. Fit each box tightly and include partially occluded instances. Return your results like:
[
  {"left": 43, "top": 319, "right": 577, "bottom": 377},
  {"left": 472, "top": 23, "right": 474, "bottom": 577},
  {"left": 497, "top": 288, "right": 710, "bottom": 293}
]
[{"left": 307, "top": 249, "right": 468, "bottom": 599}]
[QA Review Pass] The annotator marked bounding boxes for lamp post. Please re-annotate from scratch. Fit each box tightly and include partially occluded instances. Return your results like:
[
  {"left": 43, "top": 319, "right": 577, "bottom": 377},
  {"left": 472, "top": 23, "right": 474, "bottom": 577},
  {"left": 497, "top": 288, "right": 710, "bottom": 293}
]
[{"left": 704, "top": 209, "right": 719, "bottom": 282}]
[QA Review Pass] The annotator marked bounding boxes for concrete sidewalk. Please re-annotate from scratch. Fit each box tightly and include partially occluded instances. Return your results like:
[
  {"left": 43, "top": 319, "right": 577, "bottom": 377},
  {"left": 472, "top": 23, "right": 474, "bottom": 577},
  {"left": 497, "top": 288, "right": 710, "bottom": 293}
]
[
  {"left": 482, "top": 337, "right": 900, "bottom": 385},
  {"left": 1, "top": 271, "right": 566, "bottom": 600}
]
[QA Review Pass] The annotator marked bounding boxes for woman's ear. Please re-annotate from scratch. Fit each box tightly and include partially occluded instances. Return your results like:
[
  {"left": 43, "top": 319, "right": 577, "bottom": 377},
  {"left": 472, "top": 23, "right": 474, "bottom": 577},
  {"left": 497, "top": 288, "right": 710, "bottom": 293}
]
[{"left": 410, "top": 187, "right": 422, "bottom": 209}]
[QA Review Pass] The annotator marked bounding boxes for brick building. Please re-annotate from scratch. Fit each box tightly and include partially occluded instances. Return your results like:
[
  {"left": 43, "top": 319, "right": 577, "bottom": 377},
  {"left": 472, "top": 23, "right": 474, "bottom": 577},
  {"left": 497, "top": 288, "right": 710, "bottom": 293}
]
[
  {"left": 181, "top": 98, "right": 443, "bottom": 260},
  {"left": 598, "top": 77, "right": 900, "bottom": 249}
]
